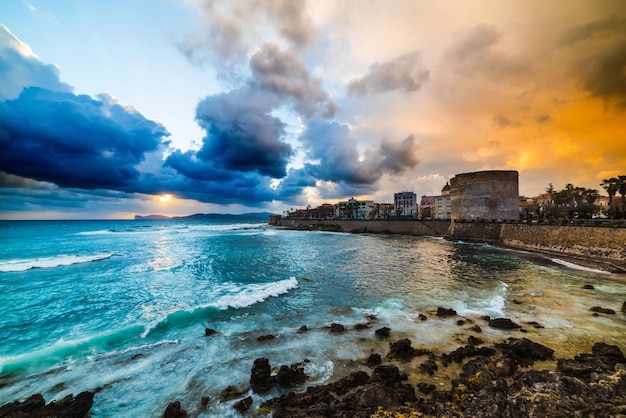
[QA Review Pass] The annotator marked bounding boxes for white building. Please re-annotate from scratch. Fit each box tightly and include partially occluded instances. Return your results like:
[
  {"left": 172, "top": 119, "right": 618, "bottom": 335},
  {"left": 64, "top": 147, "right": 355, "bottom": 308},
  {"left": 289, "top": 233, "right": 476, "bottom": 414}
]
[{"left": 394, "top": 191, "right": 417, "bottom": 218}]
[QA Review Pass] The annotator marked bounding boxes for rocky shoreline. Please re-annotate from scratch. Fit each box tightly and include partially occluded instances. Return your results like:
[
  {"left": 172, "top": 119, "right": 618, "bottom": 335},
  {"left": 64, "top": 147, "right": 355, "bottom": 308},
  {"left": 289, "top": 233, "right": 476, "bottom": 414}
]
[
  {"left": 3, "top": 311, "right": 625, "bottom": 417},
  {"left": 167, "top": 310, "right": 626, "bottom": 417}
]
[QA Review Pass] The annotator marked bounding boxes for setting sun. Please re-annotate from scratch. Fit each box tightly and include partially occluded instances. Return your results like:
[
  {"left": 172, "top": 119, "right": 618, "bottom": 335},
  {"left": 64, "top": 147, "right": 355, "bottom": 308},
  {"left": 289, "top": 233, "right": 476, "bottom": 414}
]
[{"left": 158, "top": 194, "right": 172, "bottom": 203}]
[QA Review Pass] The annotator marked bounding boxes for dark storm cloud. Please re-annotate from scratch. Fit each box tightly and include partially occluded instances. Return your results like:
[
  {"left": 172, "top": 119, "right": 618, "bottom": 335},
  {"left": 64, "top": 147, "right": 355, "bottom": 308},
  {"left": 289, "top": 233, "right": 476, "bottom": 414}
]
[
  {"left": 445, "top": 24, "right": 529, "bottom": 80},
  {"left": 296, "top": 119, "right": 419, "bottom": 197},
  {"left": 347, "top": 51, "right": 429, "bottom": 97},
  {"left": 189, "top": 86, "right": 293, "bottom": 178},
  {"left": 0, "top": 87, "right": 169, "bottom": 190},
  {"left": 561, "top": 17, "right": 626, "bottom": 109},
  {"left": 250, "top": 44, "right": 337, "bottom": 118},
  {"left": 0, "top": 24, "right": 72, "bottom": 100}
]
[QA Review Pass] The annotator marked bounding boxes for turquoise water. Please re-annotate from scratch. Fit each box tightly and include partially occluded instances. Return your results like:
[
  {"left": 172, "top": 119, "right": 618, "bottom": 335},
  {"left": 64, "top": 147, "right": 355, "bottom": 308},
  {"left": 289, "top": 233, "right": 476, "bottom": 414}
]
[{"left": 0, "top": 219, "right": 625, "bottom": 416}]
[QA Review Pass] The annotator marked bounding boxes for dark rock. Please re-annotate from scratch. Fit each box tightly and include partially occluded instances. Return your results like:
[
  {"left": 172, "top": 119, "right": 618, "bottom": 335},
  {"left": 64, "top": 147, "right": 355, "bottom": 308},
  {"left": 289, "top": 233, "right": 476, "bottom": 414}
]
[
  {"left": 297, "top": 325, "right": 308, "bottom": 333},
  {"left": 329, "top": 323, "right": 345, "bottom": 334},
  {"left": 489, "top": 317, "right": 521, "bottom": 329},
  {"left": 582, "top": 284, "right": 595, "bottom": 289},
  {"left": 495, "top": 338, "right": 554, "bottom": 366},
  {"left": 163, "top": 400, "right": 188, "bottom": 418},
  {"left": 469, "top": 325, "right": 483, "bottom": 333},
  {"left": 590, "top": 306, "right": 616, "bottom": 314},
  {"left": 250, "top": 358, "right": 272, "bottom": 393},
  {"left": 0, "top": 392, "right": 95, "bottom": 418},
  {"left": 257, "top": 334, "right": 275, "bottom": 342},
  {"left": 622, "top": 301, "right": 626, "bottom": 313},
  {"left": 366, "top": 353, "right": 382, "bottom": 367},
  {"left": 480, "top": 315, "right": 491, "bottom": 322},
  {"left": 442, "top": 345, "right": 496, "bottom": 366},
  {"left": 526, "top": 321, "right": 544, "bottom": 329},
  {"left": 417, "top": 382, "right": 436, "bottom": 394},
  {"left": 456, "top": 319, "right": 466, "bottom": 326},
  {"left": 232, "top": 396, "right": 253, "bottom": 412},
  {"left": 354, "top": 323, "right": 370, "bottom": 330},
  {"left": 0, "top": 394, "right": 46, "bottom": 417},
  {"left": 592, "top": 342, "right": 626, "bottom": 366},
  {"left": 418, "top": 313, "right": 427, "bottom": 321},
  {"left": 468, "top": 335, "right": 483, "bottom": 346},
  {"left": 420, "top": 358, "right": 438, "bottom": 375},
  {"left": 388, "top": 339, "right": 430, "bottom": 360},
  {"left": 275, "top": 364, "right": 306, "bottom": 387},
  {"left": 370, "top": 365, "right": 403, "bottom": 385},
  {"left": 205, "top": 328, "right": 218, "bottom": 337},
  {"left": 375, "top": 327, "right": 391, "bottom": 338},
  {"left": 437, "top": 306, "right": 457, "bottom": 317}
]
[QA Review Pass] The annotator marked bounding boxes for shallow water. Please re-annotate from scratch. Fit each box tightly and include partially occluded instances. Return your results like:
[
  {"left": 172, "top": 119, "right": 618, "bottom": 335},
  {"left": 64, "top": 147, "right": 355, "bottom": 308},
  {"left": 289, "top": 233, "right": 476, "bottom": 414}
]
[{"left": 0, "top": 219, "right": 624, "bottom": 416}]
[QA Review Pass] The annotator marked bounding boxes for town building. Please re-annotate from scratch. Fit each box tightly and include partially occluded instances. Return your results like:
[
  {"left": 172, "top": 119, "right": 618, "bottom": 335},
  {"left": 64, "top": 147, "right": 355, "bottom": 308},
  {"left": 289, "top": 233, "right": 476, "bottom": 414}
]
[
  {"left": 429, "top": 182, "right": 452, "bottom": 220},
  {"left": 394, "top": 191, "right": 417, "bottom": 218},
  {"left": 418, "top": 195, "right": 434, "bottom": 219}
]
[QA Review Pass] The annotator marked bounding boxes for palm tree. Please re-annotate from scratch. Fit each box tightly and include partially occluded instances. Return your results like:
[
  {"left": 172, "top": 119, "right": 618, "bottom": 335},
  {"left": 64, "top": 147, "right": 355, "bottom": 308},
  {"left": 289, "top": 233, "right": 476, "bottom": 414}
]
[
  {"left": 618, "top": 176, "right": 626, "bottom": 218},
  {"left": 600, "top": 178, "right": 620, "bottom": 218}
]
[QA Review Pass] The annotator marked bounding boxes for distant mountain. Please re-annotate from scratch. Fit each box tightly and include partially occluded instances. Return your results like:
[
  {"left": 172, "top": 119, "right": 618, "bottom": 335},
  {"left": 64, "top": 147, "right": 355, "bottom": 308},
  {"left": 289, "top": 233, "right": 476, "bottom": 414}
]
[
  {"left": 134, "top": 214, "right": 171, "bottom": 220},
  {"left": 135, "top": 212, "right": 276, "bottom": 220}
]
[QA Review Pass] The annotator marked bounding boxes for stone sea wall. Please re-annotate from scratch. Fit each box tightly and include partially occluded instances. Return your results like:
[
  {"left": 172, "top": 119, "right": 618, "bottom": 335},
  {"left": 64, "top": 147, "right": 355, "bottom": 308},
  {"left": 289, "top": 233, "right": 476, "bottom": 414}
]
[
  {"left": 449, "top": 222, "right": 626, "bottom": 262},
  {"left": 272, "top": 218, "right": 452, "bottom": 236}
]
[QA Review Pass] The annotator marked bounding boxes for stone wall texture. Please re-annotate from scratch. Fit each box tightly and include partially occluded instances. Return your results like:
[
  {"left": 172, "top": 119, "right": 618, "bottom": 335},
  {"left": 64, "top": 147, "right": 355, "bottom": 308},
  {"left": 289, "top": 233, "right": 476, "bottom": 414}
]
[
  {"left": 273, "top": 219, "right": 451, "bottom": 236},
  {"left": 450, "top": 170, "right": 519, "bottom": 222},
  {"left": 448, "top": 222, "right": 626, "bottom": 262}
]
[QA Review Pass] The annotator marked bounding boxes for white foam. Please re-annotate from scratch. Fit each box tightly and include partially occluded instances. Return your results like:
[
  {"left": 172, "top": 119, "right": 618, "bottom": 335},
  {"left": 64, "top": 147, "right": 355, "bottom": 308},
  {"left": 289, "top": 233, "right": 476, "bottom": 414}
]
[
  {"left": 210, "top": 277, "right": 299, "bottom": 310},
  {"left": 75, "top": 229, "right": 114, "bottom": 235},
  {"left": 0, "top": 253, "right": 114, "bottom": 272},
  {"left": 550, "top": 258, "right": 609, "bottom": 274}
]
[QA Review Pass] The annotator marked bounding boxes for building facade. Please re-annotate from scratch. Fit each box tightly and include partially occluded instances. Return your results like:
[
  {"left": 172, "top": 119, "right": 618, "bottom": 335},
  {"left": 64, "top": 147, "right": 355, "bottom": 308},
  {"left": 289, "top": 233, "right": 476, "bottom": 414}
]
[
  {"left": 394, "top": 191, "right": 417, "bottom": 218},
  {"left": 429, "top": 182, "right": 452, "bottom": 220}
]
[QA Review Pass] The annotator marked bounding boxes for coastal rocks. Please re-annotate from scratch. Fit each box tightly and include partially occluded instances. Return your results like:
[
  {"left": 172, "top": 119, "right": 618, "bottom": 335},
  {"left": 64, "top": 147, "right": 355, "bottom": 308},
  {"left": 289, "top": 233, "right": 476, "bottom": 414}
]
[
  {"left": 366, "top": 353, "right": 382, "bottom": 367},
  {"left": 0, "top": 392, "right": 94, "bottom": 418},
  {"left": 163, "top": 400, "right": 188, "bottom": 418},
  {"left": 328, "top": 323, "right": 345, "bottom": 334},
  {"left": 250, "top": 358, "right": 272, "bottom": 393},
  {"left": 375, "top": 327, "right": 391, "bottom": 338},
  {"left": 232, "top": 396, "right": 253, "bottom": 412},
  {"left": 262, "top": 365, "right": 417, "bottom": 418},
  {"left": 275, "top": 364, "right": 306, "bottom": 387},
  {"left": 495, "top": 337, "right": 554, "bottom": 365},
  {"left": 257, "top": 334, "right": 276, "bottom": 342},
  {"left": 590, "top": 306, "right": 616, "bottom": 314},
  {"left": 436, "top": 306, "right": 457, "bottom": 317},
  {"left": 388, "top": 339, "right": 430, "bottom": 361},
  {"left": 582, "top": 284, "right": 595, "bottom": 289},
  {"left": 204, "top": 328, "right": 218, "bottom": 337},
  {"left": 488, "top": 317, "right": 521, "bottom": 329},
  {"left": 622, "top": 301, "right": 626, "bottom": 313}
]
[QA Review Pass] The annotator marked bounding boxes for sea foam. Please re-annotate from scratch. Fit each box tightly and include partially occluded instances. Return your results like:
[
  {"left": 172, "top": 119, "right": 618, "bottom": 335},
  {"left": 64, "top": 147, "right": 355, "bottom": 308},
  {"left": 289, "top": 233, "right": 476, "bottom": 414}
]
[{"left": 0, "top": 253, "right": 114, "bottom": 272}]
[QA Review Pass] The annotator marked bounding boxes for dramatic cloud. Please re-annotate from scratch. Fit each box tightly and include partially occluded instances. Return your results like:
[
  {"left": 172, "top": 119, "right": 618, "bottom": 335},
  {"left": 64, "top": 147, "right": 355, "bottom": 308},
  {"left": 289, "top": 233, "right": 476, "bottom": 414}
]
[
  {"left": 250, "top": 43, "right": 337, "bottom": 118},
  {"left": 177, "top": 0, "right": 316, "bottom": 77},
  {"left": 347, "top": 51, "right": 429, "bottom": 97},
  {"left": 444, "top": 23, "right": 529, "bottom": 80},
  {"left": 561, "top": 17, "right": 626, "bottom": 109},
  {"left": 296, "top": 119, "right": 420, "bottom": 196},
  {"left": 0, "top": 87, "right": 169, "bottom": 189},
  {"left": 0, "top": 24, "right": 72, "bottom": 100}
]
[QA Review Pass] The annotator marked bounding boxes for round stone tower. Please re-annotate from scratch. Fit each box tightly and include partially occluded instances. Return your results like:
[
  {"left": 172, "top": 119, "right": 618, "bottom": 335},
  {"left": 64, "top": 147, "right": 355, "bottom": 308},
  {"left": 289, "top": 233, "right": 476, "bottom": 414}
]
[{"left": 450, "top": 170, "right": 519, "bottom": 222}]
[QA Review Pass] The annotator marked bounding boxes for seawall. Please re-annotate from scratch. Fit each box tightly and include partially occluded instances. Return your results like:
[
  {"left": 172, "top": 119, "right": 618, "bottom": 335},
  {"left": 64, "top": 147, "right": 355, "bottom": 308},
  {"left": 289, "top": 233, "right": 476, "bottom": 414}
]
[
  {"left": 448, "top": 222, "right": 626, "bottom": 264},
  {"left": 271, "top": 218, "right": 451, "bottom": 236}
]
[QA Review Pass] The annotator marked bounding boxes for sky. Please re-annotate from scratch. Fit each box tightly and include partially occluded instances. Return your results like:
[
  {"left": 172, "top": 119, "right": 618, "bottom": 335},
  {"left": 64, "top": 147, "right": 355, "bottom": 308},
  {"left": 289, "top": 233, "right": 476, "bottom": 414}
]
[{"left": 1, "top": 0, "right": 625, "bottom": 219}]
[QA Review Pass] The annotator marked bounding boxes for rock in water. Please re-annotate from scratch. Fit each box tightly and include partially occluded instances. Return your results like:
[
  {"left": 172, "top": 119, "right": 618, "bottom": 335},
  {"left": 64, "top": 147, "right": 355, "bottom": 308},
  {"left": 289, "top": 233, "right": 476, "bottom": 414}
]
[
  {"left": 375, "top": 327, "right": 391, "bottom": 337},
  {"left": 436, "top": 307, "right": 457, "bottom": 317},
  {"left": 0, "top": 392, "right": 95, "bottom": 418},
  {"left": 250, "top": 358, "right": 272, "bottom": 393},
  {"left": 163, "top": 400, "right": 188, "bottom": 418},
  {"left": 489, "top": 318, "right": 521, "bottom": 329}
]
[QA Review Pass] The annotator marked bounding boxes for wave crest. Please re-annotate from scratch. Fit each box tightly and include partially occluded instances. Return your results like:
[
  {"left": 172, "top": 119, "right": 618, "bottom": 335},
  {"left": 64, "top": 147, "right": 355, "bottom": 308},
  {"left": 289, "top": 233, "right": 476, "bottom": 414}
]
[{"left": 0, "top": 253, "right": 114, "bottom": 272}]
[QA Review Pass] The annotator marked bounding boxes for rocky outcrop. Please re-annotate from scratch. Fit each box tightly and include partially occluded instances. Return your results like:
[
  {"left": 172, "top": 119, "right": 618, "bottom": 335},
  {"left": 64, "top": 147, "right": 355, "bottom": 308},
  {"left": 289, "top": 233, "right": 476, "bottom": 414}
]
[{"left": 0, "top": 392, "right": 94, "bottom": 418}]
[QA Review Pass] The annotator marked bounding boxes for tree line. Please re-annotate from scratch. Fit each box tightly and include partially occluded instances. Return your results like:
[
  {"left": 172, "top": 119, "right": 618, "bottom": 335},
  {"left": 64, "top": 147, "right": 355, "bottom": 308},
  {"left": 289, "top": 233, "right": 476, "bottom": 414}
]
[{"left": 522, "top": 176, "right": 626, "bottom": 220}]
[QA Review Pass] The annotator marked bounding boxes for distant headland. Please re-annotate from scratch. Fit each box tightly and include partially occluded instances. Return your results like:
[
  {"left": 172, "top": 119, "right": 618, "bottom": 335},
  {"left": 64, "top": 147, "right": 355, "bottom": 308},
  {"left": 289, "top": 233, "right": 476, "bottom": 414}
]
[{"left": 134, "top": 212, "right": 276, "bottom": 220}]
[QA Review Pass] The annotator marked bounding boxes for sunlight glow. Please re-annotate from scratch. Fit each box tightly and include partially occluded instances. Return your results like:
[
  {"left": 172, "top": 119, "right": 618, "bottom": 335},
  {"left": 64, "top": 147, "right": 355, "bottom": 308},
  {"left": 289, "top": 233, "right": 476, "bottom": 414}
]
[{"left": 158, "top": 194, "right": 172, "bottom": 203}]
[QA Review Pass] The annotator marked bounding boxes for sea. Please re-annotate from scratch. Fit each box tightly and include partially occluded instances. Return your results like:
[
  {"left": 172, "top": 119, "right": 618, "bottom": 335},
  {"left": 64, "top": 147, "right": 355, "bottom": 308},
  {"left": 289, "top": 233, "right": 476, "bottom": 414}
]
[{"left": 0, "top": 218, "right": 625, "bottom": 416}]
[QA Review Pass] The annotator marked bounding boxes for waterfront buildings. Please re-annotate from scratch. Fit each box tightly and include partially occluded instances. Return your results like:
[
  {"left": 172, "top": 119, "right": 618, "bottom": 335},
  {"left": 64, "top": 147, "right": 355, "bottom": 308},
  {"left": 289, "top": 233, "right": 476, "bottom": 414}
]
[{"left": 393, "top": 191, "right": 417, "bottom": 218}]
